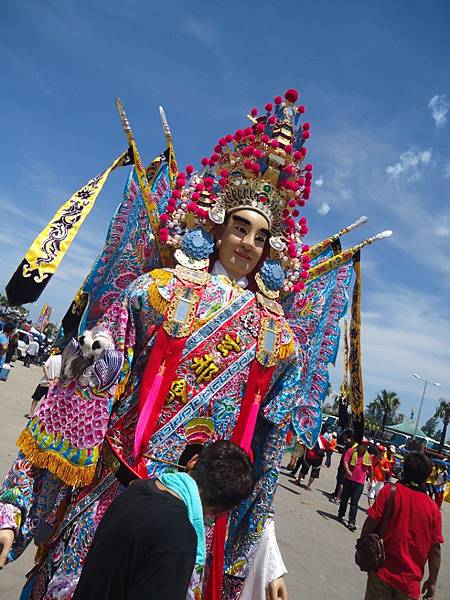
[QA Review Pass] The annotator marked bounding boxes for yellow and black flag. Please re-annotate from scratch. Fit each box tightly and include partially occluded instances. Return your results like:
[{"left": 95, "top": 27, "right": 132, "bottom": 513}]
[{"left": 6, "top": 151, "right": 131, "bottom": 306}]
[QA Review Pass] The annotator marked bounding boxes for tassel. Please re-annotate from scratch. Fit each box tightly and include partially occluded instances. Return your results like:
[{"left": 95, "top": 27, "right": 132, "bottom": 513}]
[
  {"left": 16, "top": 429, "right": 97, "bottom": 487},
  {"left": 134, "top": 364, "right": 166, "bottom": 458}
]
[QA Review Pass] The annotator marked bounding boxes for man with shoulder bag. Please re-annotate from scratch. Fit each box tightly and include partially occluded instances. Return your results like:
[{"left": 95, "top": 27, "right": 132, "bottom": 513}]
[{"left": 356, "top": 452, "right": 444, "bottom": 600}]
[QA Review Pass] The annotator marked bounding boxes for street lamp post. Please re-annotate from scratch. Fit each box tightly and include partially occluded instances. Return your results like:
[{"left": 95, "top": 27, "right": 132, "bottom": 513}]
[{"left": 412, "top": 373, "right": 441, "bottom": 439}]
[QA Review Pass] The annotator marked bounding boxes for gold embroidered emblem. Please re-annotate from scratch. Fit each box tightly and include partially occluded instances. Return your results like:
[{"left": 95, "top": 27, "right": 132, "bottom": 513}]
[
  {"left": 165, "top": 379, "right": 188, "bottom": 405},
  {"left": 256, "top": 317, "right": 282, "bottom": 367},
  {"left": 190, "top": 354, "right": 219, "bottom": 384},
  {"left": 217, "top": 333, "right": 242, "bottom": 357},
  {"left": 256, "top": 292, "right": 284, "bottom": 317},
  {"left": 163, "top": 286, "right": 200, "bottom": 338}
]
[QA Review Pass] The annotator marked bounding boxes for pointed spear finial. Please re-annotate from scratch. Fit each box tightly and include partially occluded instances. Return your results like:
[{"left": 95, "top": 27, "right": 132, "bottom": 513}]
[
  {"left": 159, "top": 106, "right": 172, "bottom": 142},
  {"left": 115, "top": 97, "right": 131, "bottom": 134}
]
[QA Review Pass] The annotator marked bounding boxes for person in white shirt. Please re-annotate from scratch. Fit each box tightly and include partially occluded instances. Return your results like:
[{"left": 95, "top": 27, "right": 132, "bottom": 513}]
[
  {"left": 24, "top": 338, "right": 40, "bottom": 367},
  {"left": 26, "top": 351, "right": 62, "bottom": 418}
]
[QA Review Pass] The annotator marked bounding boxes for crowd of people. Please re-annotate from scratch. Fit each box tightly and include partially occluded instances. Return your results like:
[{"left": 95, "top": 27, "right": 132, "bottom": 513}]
[{"left": 284, "top": 426, "right": 446, "bottom": 599}]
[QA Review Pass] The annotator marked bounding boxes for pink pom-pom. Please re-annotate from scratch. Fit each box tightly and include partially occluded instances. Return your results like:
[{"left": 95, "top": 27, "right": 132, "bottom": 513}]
[
  {"left": 167, "top": 197, "right": 177, "bottom": 207},
  {"left": 302, "top": 244, "right": 310, "bottom": 253},
  {"left": 292, "top": 209, "right": 299, "bottom": 217},
  {"left": 243, "top": 159, "right": 252, "bottom": 169},
  {"left": 284, "top": 88, "right": 299, "bottom": 103},
  {"left": 245, "top": 127, "right": 253, "bottom": 136},
  {"left": 172, "top": 189, "right": 181, "bottom": 199},
  {"left": 270, "top": 139, "right": 279, "bottom": 148},
  {"left": 248, "top": 134, "right": 256, "bottom": 143},
  {"left": 293, "top": 150, "right": 303, "bottom": 161},
  {"left": 211, "top": 153, "right": 220, "bottom": 162},
  {"left": 302, "top": 191, "right": 310, "bottom": 200},
  {"left": 261, "top": 134, "right": 270, "bottom": 144},
  {"left": 159, "top": 228, "right": 169, "bottom": 242},
  {"left": 186, "top": 165, "right": 194, "bottom": 175},
  {"left": 299, "top": 217, "right": 307, "bottom": 224},
  {"left": 288, "top": 199, "right": 296, "bottom": 207},
  {"left": 274, "top": 95, "right": 283, "bottom": 105},
  {"left": 297, "top": 177, "right": 305, "bottom": 185},
  {"left": 204, "top": 177, "right": 214, "bottom": 186},
  {"left": 298, "top": 199, "right": 306, "bottom": 207},
  {"left": 302, "top": 122, "right": 311, "bottom": 130},
  {"left": 268, "top": 115, "right": 277, "bottom": 125},
  {"left": 282, "top": 209, "right": 289, "bottom": 218},
  {"left": 250, "top": 108, "right": 258, "bottom": 116},
  {"left": 256, "top": 123, "right": 265, "bottom": 133},
  {"left": 254, "top": 148, "right": 264, "bottom": 158},
  {"left": 220, "top": 169, "right": 229, "bottom": 177},
  {"left": 305, "top": 172, "right": 313, "bottom": 180},
  {"left": 160, "top": 213, "right": 169, "bottom": 223},
  {"left": 305, "top": 163, "right": 313, "bottom": 171},
  {"left": 298, "top": 105, "right": 306, "bottom": 113},
  {"left": 300, "top": 270, "right": 309, "bottom": 280},
  {"left": 235, "top": 130, "right": 243, "bottom": 140},
  {"left": 301, "top": 225, "right": 309, "bottom": 234},
  {"left": 201, "top": 157, "right": 209, "bottom": 166},
  {"left": 288, "top": 244, "right": 298, "bottom": 258},
  {"left": 219, "top": 178, "right": 228, "bottom": 186},
  {"left": 187, "top": 202, "right": 197, "bottom": 212},
  {"left": 284, "top": 144, "right": 293, "bottom": 154},
  {"left": 251, "top": 162, "right": 260, "bottom": 173},
  {"left": 293, "top": 282, "right": 305, "bottom": 292},
  {"left": 284, "top": 164, "right": 295, "bottom": 175},
  {"left": 214, "top": 145, "right": 221, "bottom": 154},
  {"left": 302, "top": 131, "right": 310, "bottom": 140},
  {"left": 166, "top": 205, "right": 175, "bottom": 214},
  {"left": 265, "top": 102, "right": 273, "bottom": 112},
  {"left": 195, "top": 183, "right": 204, "bottom": 191},
  {"left": 225, "top": 134, "right": 233, "bottom": 142},
  {"left": 219, "top": 138, "right": 226, "bottom": 146},
  {"left": 301, "top": 147, "right": 307, "bottom": 156},
  {"left": 191, "top": 192, "right": 200, "bottom": 201}
]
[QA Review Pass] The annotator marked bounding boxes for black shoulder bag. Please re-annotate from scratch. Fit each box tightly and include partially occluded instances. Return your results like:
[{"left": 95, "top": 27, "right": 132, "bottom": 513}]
[{"left": 355, "top": 484, "right": 396, "bottom": 572}]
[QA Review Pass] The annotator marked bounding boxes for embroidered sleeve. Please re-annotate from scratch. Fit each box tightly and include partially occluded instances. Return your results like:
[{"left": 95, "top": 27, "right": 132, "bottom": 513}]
[{"left": 0, "top": 453, "right": 65, "bottom": 562}]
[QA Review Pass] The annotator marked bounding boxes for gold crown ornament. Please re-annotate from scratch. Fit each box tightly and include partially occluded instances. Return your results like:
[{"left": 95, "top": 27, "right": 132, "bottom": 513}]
[{"left": 158, "top": 88, "right": 314, "bottom": 294}]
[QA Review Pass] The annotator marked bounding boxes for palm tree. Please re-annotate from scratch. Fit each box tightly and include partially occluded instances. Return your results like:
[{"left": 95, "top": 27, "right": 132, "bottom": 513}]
[
  {"left": 374, "top": 389, "right": 400, "bottom": 434},
  {"left": 435, "top": 398, "right": 450, "bottom": 451}
]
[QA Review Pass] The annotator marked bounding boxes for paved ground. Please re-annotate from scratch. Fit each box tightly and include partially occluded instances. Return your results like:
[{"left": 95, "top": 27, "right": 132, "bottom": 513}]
[{"left": 0, "top": 363, "right": 448, "bottom": 599}]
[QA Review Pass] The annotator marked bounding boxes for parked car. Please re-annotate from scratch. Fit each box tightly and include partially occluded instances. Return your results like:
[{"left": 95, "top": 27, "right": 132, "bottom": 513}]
[{"left": 16, "top": 329, "right": 32, "bottom": 360}]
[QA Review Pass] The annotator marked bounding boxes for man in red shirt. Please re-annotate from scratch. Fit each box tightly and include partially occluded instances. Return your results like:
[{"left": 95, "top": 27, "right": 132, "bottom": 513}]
[
  {"left": 338, "top": 438, "right": 373, "bottom": 531},
  {"left": 361, "top": 451, "right": 444, "bottom": 600},
  {"left": 297, "top": 432, "right": 329, "bottom": 490}
]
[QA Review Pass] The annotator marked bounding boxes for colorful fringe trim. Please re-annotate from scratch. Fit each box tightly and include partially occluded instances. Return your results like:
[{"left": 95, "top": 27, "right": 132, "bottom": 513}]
[{"left": 16, "top": 428, "right": 98, "bottom": 488}]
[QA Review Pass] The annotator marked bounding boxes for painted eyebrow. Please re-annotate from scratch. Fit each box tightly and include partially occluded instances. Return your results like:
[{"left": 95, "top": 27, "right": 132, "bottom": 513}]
[{"left": 232, "top": 215, "right": 269, "bottom": 237}]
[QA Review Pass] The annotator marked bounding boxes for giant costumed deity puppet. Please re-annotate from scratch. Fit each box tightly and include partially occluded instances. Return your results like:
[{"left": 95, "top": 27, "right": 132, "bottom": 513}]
[{"left": 0, "top": 88, "right": 391, "bottom": 600}]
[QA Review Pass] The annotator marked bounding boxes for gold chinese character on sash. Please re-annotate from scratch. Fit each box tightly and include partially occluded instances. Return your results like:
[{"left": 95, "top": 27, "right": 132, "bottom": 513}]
[
  {"left": 165, "top": 379, "right": 187, "bottom": 405},
  {"left": 217, "top": 333, "right": 242, "bottom": 358},
  {"left": 190, "top": 354, "right": 219, "bottom": 384}
]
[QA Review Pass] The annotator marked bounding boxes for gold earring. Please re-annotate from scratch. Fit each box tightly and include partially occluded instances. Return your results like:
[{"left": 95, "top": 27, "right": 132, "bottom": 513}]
[{"left": 216, "top": 239, "right": 222, "bottom": 249}]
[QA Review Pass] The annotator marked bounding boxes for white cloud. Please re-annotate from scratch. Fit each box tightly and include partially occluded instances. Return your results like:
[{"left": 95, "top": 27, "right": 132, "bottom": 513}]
[
  {"left": 385, "top": 149, "right": 432, "bottom": 181},
  {"left": 317, "top": 202, "right": 330, "bottom": 216},
  {"left": 428, "top": 94, "right": 449, "bottom": 128},
  {"left": 315, "top": 178, "right": 324, "bottom": 187},
  {"left": 329, "top": 286, "right": 450, "bottom": 425}
]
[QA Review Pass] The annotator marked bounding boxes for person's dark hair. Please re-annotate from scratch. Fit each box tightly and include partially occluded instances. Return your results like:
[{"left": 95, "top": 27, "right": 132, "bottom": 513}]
[
  {"left": 190, "top": 440, "right": 255, "bottom": 510},
  {"left": 3, "top": 322, "right": 16, "bottom": 333},
  {"left": 402, "top": 451, "right": 432, "bottom": 485}
]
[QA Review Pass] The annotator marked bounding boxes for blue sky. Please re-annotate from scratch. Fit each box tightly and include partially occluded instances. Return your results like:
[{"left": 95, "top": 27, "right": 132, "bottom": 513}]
[{"left": 1, "top": 0, "right": 449, "bottom": 428}]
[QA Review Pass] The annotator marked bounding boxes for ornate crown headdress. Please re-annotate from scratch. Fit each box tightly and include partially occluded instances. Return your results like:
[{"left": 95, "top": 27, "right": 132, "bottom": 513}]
[{"left": 158, "top": 88, "right": 314, "bottom": 294}]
